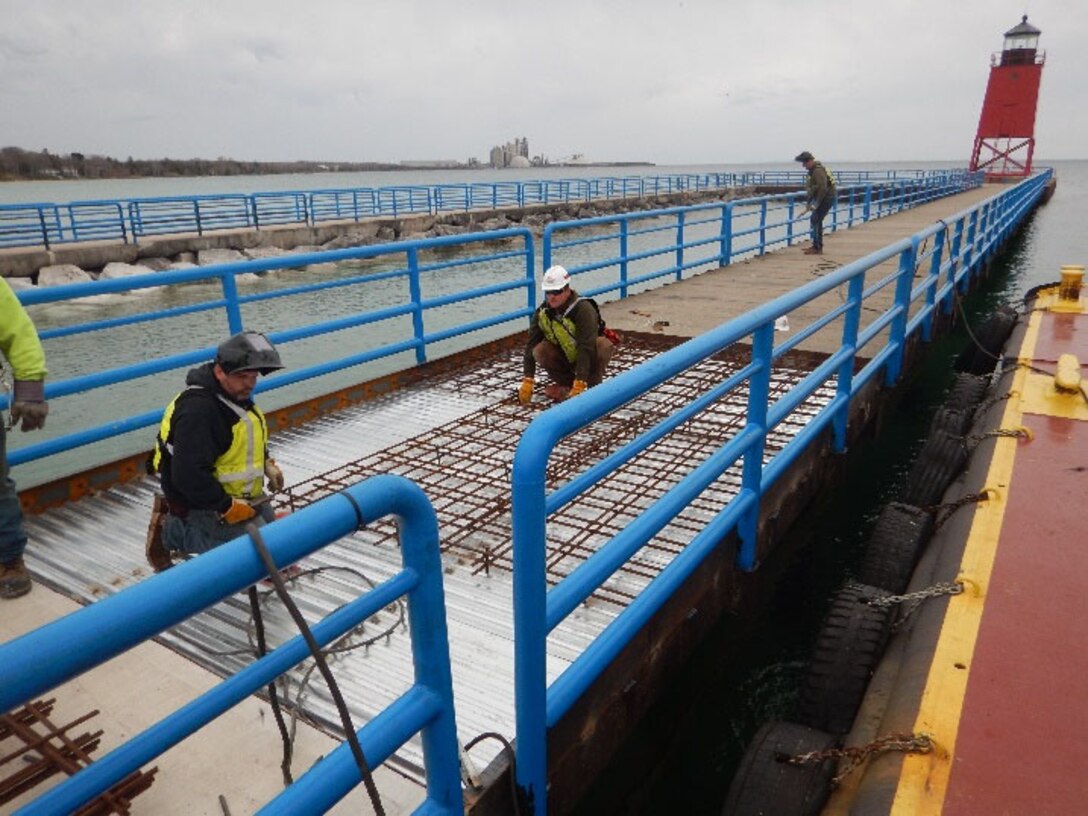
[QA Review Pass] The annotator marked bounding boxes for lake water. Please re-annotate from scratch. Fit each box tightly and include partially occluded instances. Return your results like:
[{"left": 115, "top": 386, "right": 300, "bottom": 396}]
[{"left": 0, "top": 160, "right": 971, "bottom": 206}]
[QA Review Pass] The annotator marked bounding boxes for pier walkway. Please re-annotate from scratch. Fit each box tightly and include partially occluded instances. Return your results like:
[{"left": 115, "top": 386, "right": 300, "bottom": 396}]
[{"left": 1, "top": 182, "right": 1017, "bottom": 814}]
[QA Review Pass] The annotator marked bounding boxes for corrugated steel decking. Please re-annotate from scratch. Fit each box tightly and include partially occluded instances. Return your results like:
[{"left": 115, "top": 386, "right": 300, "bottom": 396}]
[{"left": 21, "top": 336, "right": 834, "bottom": 781}]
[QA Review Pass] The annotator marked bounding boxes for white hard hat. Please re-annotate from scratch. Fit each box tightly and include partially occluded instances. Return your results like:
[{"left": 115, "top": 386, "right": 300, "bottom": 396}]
[{"left": 542, "top": 265, "right": 571, "bottom": 292}]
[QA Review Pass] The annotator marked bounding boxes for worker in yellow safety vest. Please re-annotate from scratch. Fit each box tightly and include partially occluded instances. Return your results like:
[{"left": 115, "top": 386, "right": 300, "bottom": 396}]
[
  {"left": 0, "top": 279, "right": 49, "bottom": 599},
  {"left": 146, "top": 331, "right": 286, "bottom": 569},
  {"left": 518, "top": 265, "right": 615, "bottom": 403}
]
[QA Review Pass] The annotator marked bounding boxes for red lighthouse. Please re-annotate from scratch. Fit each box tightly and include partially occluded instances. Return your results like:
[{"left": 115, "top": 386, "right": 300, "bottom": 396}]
[{"left": 969, "top": 15, "right": 1045, "bottom": 179}]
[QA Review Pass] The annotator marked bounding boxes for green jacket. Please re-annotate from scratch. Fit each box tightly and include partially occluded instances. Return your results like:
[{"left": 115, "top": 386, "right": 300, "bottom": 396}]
[
  {"left": 805, "top": 160, "right": 836, "bottom": 207},
  {"left": 0, "top": 279, "right": 47, "bottom": 381}
]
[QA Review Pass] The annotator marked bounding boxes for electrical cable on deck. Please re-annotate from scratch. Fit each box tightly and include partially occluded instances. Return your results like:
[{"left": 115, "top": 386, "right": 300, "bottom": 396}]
[
  {"left": 246, "top": 523, "right": 387, "bottom": 816},
  {"left": 464, "top": 731, "right": 522, "bottom": 816}
]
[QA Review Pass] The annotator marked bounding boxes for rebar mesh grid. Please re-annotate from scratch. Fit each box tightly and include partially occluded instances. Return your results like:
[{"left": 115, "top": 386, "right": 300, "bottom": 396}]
[{"left": 282, "top": 337, "right": 835, "bottom": 610}]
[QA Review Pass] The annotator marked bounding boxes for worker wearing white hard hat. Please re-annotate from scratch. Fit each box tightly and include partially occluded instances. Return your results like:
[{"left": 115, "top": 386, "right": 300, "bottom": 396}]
[{"left": 518, "top": 265, "right": 615, "bottom": 403}]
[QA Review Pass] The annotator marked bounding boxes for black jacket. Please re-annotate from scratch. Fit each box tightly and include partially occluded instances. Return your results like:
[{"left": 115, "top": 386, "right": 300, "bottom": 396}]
[{"left": 159, "top": 363, "right": 261, "bottom": 514}]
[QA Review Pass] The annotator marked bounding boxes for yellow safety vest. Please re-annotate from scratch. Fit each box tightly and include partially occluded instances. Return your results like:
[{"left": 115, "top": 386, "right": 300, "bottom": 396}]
[
  {"left": 538, "top": 301, "right": 580, "bottom": 364},
  {"left": 153, "top": 387, "right": 268, "bottom": 499}
]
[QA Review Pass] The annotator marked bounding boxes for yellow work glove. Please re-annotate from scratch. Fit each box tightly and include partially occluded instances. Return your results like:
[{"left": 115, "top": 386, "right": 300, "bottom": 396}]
[
  {"left": 264, "top": 458, "right": 285, "bottom": 492},
  {"left": 221, "top": 498, "right": 257, "bottom": 525},
  {"left": 11, "top": 379, "right": 48, "bottom": 432},
  {"left": 518, "top": 377, "right": 535, "bottom": 404},
  {"left": 569, "top": 379, "right": 587, "bottom": 398}
]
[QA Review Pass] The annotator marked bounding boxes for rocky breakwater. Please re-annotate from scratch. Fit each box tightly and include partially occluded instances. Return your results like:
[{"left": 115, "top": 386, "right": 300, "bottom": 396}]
[{"left": 0, "top": 189, "right": 744, "bottom": 289}]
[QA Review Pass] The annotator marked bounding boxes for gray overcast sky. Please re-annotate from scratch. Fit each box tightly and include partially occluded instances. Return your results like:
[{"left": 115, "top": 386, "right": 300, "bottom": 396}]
[{"left": 1, "top": 0, "right": 1083, "bottom": 166}]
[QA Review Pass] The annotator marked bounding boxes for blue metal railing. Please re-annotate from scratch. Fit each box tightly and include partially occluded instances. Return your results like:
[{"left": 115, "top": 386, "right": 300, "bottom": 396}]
[
  {"left": 509, "top": 169, "right": 1051, "bottom": 811},
  {"left": 0, "top": 169, "right": 973, "bottom": 250},
  {"left": 0, "top": 474, "right": 462, "bottom": 815},
  {"left": 540, "top": 173, "right": 983, "bottom": 302},
  {"left": 5, "top": 229, "right": 535, "bottom": 468}
]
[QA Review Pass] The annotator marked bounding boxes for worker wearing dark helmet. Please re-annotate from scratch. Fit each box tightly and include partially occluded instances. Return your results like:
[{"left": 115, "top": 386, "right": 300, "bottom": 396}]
[{"left": 146, "top": 331, "right": 286, "bottom": 569}]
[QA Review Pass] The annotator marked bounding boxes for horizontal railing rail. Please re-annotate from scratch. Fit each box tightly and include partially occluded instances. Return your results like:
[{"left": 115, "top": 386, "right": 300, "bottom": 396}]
[
  {"left": 511, "top": 169, "right": 1051, "bottom": 812},
  {"left": 0, "top": 169, "right": 976, "bottom": 250},
  {"left": 0, "top": 474, "right": 462, "bottom": 815}
]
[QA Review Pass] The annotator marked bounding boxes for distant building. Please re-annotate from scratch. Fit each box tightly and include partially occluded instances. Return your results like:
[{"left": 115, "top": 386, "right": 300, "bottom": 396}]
[{"left": 488, "top": 137, "right": 530, "bottom": 168}]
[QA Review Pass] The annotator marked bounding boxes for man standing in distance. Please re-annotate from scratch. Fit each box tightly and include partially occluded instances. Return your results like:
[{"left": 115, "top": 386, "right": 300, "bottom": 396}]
[{"left": 795, "top": 151, "right": 836, "bottom": 255}]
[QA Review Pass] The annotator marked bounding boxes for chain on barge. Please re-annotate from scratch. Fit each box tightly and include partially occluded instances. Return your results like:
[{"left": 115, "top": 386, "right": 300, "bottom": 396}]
[{"left": 0, "top": 163, "right": 1057, "bottom": 814}]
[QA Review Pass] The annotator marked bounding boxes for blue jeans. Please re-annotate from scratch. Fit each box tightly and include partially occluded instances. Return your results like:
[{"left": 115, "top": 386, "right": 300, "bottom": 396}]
[
  {"left": 163, "top": 501, "right": 276, "bottom": 555},
  {"left": 810, "top": 196, "right": 833, "bottom": 251},
  {"left": 0, "top": 422, "right": 28, "bottom": 564}
]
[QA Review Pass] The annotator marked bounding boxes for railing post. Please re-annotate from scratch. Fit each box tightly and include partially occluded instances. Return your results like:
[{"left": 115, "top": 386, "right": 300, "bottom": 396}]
[
  {"left": 833, "top": 275, "right": 865, "bottom": 452},
  {"left": 675, "top": 211, "right": 685, "bottom": 281},
  {"left": 720, "top": 202, "right": 734, "bottom": 265},
  {"left": 922, "top": 226, "right": 947, "bottom": 341},
  {"left": 408, "top": 246, "right": 426, "bottom": 365},
  {"left": 512, "top": 445, "right": 550, "bottom": 815},
  {"left": 758, "top": 200, "right": 768, "bottom": 255},
  {"left": 37, "top": 207, "right": 51, "bottom": 250},
  {"left": 736, "top": 321, "right": 774, "bottom": 571},
  {"left": 619, "top": 219, "right": 630, "bottom": 299},
  {"left": 251, "top": 195, "right": 261, "bottom": 231},
  {"left": 194, "top": 200, "right": 203, "bottom": 236},
  {"left": 220, "top": 272, "right": 244, "bottom": 334},
  {"left": 884, "top": 239, "right": 918, "bottom": 386},
  {"left": 864, "top": 184, "right": 872, "bottom": 222}
]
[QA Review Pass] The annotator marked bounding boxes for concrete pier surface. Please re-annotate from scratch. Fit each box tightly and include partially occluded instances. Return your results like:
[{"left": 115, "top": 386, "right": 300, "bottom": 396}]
[{"left": 600, "top": 184, "right": 999, "bottom": 355}]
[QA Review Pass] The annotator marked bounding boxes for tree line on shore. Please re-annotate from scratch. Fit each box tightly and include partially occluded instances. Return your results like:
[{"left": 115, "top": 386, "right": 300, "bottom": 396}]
[{"left": 0, "top": 146, "right": 406, "bottom": 182}]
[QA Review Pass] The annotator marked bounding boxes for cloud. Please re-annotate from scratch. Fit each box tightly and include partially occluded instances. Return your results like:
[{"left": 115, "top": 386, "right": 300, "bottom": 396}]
[{"left": 0, "top": 0, "right": 1082, "bottom": 163}]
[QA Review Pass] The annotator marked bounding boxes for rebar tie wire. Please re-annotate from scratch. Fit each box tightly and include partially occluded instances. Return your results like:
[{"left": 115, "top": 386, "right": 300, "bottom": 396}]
[{"left": 246, "top": 522, "right": 386, "bottom": 816}]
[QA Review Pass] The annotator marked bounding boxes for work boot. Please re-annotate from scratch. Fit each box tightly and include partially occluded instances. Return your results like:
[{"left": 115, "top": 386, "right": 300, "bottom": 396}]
[
  {"left": 543, "top": 384, "right": 571, "bottom": 402},
  {"left": 145, "top": 494, "right": 174, "bottom": 572},
  {"left": 0, "top": 557, "right": 32, "bottom": 599},
  {"left": 803, "top": 247, "right": 823, "bottom": 255}
]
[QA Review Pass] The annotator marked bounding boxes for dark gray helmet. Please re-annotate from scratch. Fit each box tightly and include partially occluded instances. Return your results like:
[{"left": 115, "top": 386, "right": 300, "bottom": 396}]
[
  {"left": 794, "top": 151, "right": 815, "bottom": 162},
  {"left": 215, "top": 331, "right": 283, "bottom": 375}
]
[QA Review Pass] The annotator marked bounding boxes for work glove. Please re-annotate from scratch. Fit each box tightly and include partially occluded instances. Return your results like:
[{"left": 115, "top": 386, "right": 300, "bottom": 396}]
[
  {"left": 11, "top": 379, "right": 48, "bottom": 432},
  {"left": 221, "top": 498, "right": 257, "bottom": 525},
  {"left": 569, "top": 379, "right": 587, "bottom": 398},
  {"left": 264, "top": 458, "right": 285, "bottom": 492},
  {"left": 518, "top": 377, "right": 535, "bottom": 404}
]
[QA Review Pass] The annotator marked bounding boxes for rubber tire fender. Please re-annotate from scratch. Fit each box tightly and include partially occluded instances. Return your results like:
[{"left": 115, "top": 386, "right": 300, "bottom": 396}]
[
  {"left": 943, "top": 372, "right": 989, "bottom": 411},
  {"left": 793, "top": 583, "right": 895, "bottom": 736},
  {"left": 856, "top": 502, "right": 934, "bottom": 593},
  {"left": 954, "top": 306, "right": 1017, "bottom": 376},
  {"left": 720, "top": 720, "right": 837, "bottom": 816},
  {"left": 900, "top": 429, "right": 969, "bottom": 508},
  {"left": 929, "top": 406, "right": 973, "bottom": 438}
]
